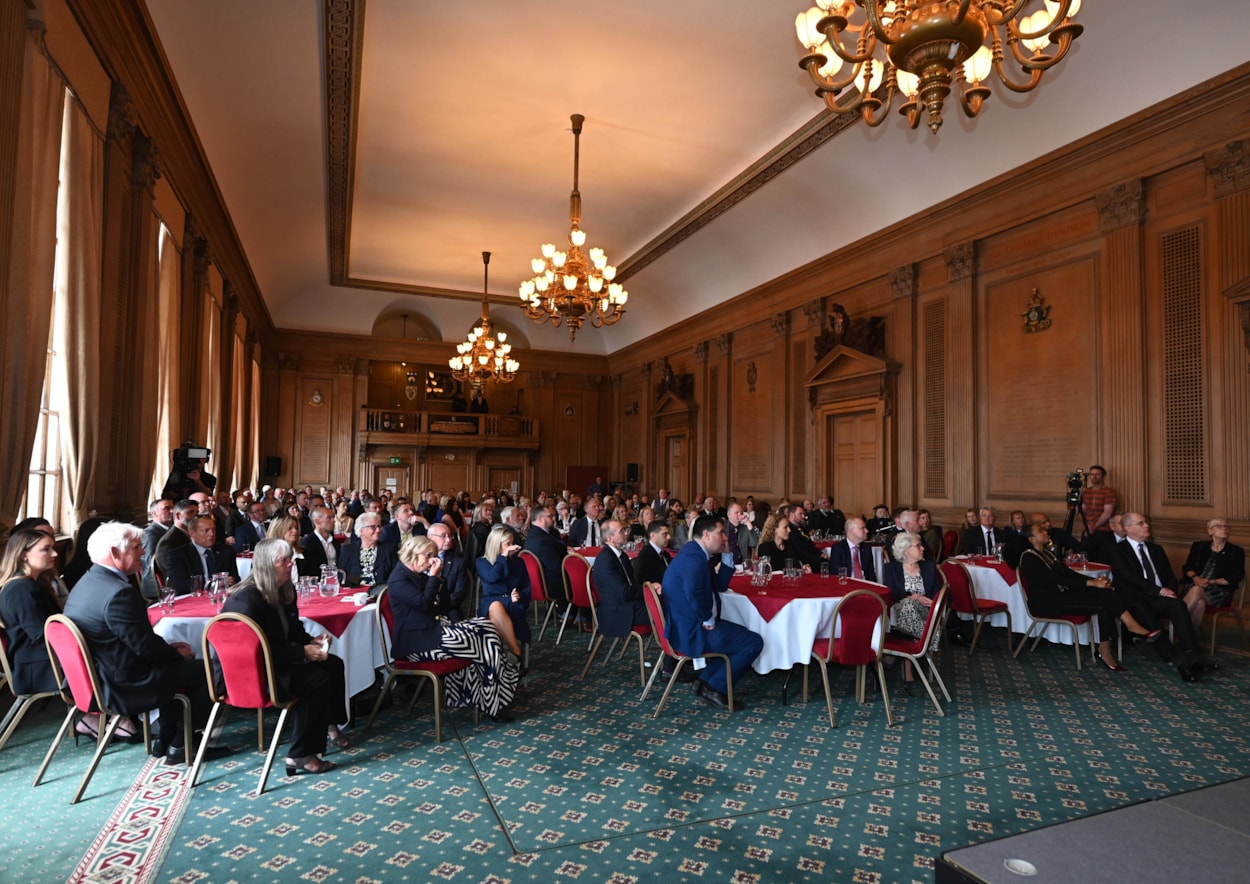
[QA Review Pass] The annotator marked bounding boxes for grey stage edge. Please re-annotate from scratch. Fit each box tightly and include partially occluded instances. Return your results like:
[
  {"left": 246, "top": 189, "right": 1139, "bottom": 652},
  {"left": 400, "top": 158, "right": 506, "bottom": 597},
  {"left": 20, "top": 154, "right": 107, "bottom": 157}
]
[{"left": 935, "top": 776, "right": 1250, "bottom": 883}]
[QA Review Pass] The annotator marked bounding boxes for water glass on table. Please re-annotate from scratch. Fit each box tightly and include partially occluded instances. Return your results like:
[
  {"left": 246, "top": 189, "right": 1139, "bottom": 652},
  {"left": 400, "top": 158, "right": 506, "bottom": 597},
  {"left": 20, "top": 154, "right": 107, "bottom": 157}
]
[
  {"left": 820, "top": 561, "right": 830, "bottom": 579},
  {"left": 160, "top": 585, "right": 176, "bottom": 612},
  {"left": 189, "top": 575, "right": 203, "bottom": 598},
  {"left": 837, "top": 566, "right": 848, "bottom": 585}
]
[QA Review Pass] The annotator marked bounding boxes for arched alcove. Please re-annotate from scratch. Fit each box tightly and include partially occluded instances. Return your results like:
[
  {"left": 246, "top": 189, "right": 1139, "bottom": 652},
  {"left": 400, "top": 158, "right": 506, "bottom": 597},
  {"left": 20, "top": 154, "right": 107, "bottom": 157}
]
[{"left": 371, "top": 308, "right": 442, "bottom": 341}]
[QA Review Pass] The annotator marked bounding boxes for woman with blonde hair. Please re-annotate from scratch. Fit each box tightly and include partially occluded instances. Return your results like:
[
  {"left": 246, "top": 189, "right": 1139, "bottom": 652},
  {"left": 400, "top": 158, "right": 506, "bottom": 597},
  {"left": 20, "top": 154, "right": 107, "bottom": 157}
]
[
  {"left": 387, "top": 535, "right": 518, "bottom": 720},
  {"left": 267, "top": 514, "right": 312, "bottom": 577},
  {"left": 476, "top": 525, "right": 531, "bottom": 659}
]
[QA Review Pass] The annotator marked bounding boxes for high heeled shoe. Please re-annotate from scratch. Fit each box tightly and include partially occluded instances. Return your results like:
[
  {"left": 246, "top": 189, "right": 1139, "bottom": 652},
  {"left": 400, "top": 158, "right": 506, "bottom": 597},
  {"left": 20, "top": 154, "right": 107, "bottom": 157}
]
[
  {"left": 1098, "top": 656, "right": 1128, "bottom": 672},
  {"left": 74, "top": 717, "right": 99, "bottom": 746},
  {"left": 1128, "top": 628, "right": 1162, "bottom": 643}
]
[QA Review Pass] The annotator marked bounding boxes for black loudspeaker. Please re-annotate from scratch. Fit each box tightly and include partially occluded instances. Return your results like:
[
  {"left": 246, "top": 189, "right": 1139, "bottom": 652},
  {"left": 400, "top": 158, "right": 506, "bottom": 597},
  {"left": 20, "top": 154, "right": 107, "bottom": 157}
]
[
  {"left": 264, "top": 456, "right": 282, "bottom": 477},
  {"left": 626, "top": 463, "right": 639, "bottom": 483}
]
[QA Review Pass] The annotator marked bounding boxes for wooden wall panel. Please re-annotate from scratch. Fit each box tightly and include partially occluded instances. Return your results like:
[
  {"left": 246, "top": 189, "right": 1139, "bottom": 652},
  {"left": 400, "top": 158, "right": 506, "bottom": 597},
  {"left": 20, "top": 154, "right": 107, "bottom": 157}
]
[{"left": 295, "top": 376, "right": 334, "bottom": 485}]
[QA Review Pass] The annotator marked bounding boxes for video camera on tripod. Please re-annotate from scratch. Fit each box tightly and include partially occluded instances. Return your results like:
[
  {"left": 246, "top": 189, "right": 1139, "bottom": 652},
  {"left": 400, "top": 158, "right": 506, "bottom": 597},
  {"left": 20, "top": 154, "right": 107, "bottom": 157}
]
[{"left": 1063, "top": 469, "right": 1087, "bottom": 537}]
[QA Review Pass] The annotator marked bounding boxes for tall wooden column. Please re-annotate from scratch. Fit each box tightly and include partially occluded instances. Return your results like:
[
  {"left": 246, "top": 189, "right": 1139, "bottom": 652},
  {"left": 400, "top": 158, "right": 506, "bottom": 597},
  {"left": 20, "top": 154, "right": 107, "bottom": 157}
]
[
  {"left": 1094, "top": 180, "right": 1147, "bottom": 513},
  {"left": 943, "top": 242, "right": 976, "bottom": 505}
]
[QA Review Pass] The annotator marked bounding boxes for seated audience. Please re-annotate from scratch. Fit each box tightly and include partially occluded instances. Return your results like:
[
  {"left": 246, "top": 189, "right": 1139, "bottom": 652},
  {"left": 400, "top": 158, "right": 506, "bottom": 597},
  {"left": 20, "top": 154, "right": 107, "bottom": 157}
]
[
  {"left": 62, "top": 522, "right": 225, "bottom": 765},
  {"left": 167, "top": 514, "right": 238, "bottom": 595},
  {"left": 426, "top": 523, "right": 471, "bottom": 620},
  {"left": 881, "top": 531, "right": 942, "bottom": 692},
  {"left": 1179, "top": 517, "right": 1245, "bottom": 631},
  {"left": 523, "top": 506, "right": 567, "bottom": 601},
  {"left": 756, "top": 513, "right": 809, "bottom": 573},
  {"left": 918, "top": 509, "right": 943, "bottom": 561},
  {"left": 569, "top": 498, "right": 604, "bottom": 547},
  {"left": 828, "top": 517, "right": 877, "bottom": 582},
  {"left": 338, "top": 512, "right": 397, "bottom": 588},
  {"left": 1019, "top": 522, "right": 1156, "bottom": 671},
  {"left": 332, "top": 500, "right": 355, "bottom": 537},
  {"left": 866, "top": 504, "right": 894, "bottom": 535},
  {"left": 233, "top": 500, "right": 269, "bottom": 551},
  {"left": 301, "top": 506, "right": 342, "bottom": 577},
  {"left": 267, "top": 515, "right": 312, "bottom": 577},
  {"left": 141, "top": 499, "right": 174, "bottom": 599},
  {"left": 958, "top": 507, "right": 1008, "bottom": 556},
  {"left": 475, "top": 525, "right": 532, "bottom": 655},
  {"left": 592, "top": 520, "right": 650, "bottom": 637},
  {"left": 809, "top": 496, "right": 847, "bottom": 536},
  {"left": 0, "top": 528, "right": 63, "bottom": 696},
  {"left": 387, "top": 536, "right": 518, "bottom": 720},
  {"left": 782, "top": 505, "right": 825, "bottom": 570},
  {"left": 222, "top": 538, "right": 348, "bottom": 775}
]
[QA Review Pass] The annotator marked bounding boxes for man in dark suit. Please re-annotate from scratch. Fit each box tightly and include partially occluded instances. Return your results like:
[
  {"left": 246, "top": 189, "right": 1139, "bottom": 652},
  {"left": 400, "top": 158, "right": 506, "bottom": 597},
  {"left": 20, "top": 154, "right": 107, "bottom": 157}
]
[
  {"left": 635, "top": 519, "right": 692, "bottom": 682},
  {"left": 828, "top": 517, "right": 877, "bottom": 582},
  {"left": 809, "top": 496, "right": 847, "bottom": 536},
  {"left": 380, "top": 502, "right": 428, "bottom": 548},
  {"left": 300, "top": 506, "right": 342, "bottom": 577},
  {"left": 140, "top": 498, "right": 174, "bottom": 599},
  {"left": 337, "top": 513, "right": 397, "bottom": 588},
  {"left": 166, "top": 515, "right": 238, "bottom": 595},
  {"left": 568, "top": 498, "right": 604, "bottom": 547},
  {"left": 958, "top": 507, "right": 1008, "bottom": 556},
  {"left": 427, "top": 522, "right": 470, "bottom": 619},
  {"left": 661, "top": 515, "right": 764, "bottom": 710},
  {"left": 1110, "top": 512, "right": 1211, "bottom": 682},
  {"left": 1083, "top": 512, "right": 1127, "bottom": 564},
  {"left": 233, "top": 501, "right": 269, "bottom": 551},
  {"left": 651, "top": 489, "right": 671, "bottom": 520},
  {"left": 783, "top": 504, "right": 825, "bottom": 570},
  {"left": 592, "top": 520, "right": 649, "bottom": 638},
  {"left": 62, "top": 522, "right": 226, "bottom": 765},
  {"left": 153, "top": 499, "right": 199, "bottom": 588},
  {"left": 523, "top": 506, "right": 567, "bottom": 601}
]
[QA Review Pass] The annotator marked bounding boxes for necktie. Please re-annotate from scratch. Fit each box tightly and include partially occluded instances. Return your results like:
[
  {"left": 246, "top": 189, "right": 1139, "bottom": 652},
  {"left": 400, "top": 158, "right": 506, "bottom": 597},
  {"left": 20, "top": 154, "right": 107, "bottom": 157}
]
[
  {"left": 202, "top": 548, "right": 215, "bottom": 579},
  {"left": 985, "top": 529, "right": 994, "bottom": 555},
  {"left": 1138, "top": 543, "right": 1157, "bottom": 585},
  {"left": 619, "top": 551, "right": 634, "bottom": 586},
  {"left": 851, "top": 544, "right": 863, "bottom": 579},
  {"left": 590, "top": 520, "right": 599, "bottom": 545}
]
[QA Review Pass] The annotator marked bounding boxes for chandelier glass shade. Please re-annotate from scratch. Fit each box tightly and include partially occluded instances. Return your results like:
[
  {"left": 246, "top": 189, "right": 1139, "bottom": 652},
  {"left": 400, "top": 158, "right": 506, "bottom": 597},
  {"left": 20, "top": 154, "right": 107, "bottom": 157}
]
[
  {"left": 519, "top": 114, "right": 627, "bottom": 342},
  {"left": 449, "top": 251, "right": 518, "bottom": 385},
  {"left": 794, "top": 0, "right": 1082, "bottom": 134}
]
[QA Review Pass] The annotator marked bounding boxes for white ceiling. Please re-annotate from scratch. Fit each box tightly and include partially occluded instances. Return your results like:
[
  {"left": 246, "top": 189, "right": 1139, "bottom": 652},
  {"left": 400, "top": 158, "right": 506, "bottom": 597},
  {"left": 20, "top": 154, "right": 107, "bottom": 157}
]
[{"left": 144, "top": 0, "right": 1250, "bottom": 356}]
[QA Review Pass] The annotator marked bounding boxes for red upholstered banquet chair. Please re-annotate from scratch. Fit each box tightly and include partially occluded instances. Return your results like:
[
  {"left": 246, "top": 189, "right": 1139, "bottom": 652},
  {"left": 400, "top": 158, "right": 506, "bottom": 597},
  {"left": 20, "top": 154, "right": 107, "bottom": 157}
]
[
  {"left": 883, "top": 584, "right": 952, "bottom": 717},
  {"left": 941, "top": 530, "right": 959, "bottom": 560},
  {"left": 34, "top": 614, "right": 192, "bottom": 804},
  {"left": 804, "top": 589, "right": 894, "bottom": 728},
  {"left": 518, "top": 550, "right": 560, "bottom": 641},
  {"left": 940, "top": 559, "right": 1013, "bottom": 655},
  {"left": 188, "top": 613, "right": 296, "bottom": 794},
  {"left": 1012, "top": 566, "right": 1097, "bottom": 670},
  {"left": 0, "top": 620, "right": 60, "bottom": 752},
  {"left": 1204, "top": 578, "right": 1248, "bottom": 655},
  {"left": 638, "top": 582, "right": 734, "bottom": 718},
  {"left": 557, "top": 553, "right": 595, "bottom": 647},
  {"left": 363, "top": 586, "right": 474, "bottom": 741}
]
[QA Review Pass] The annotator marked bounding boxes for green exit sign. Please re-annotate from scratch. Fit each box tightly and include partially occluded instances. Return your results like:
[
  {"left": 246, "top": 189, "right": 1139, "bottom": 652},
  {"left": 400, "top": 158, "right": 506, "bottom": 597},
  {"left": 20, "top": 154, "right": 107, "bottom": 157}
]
[{"left": 389, "top": 457, "right": 402, "bottom": 465}]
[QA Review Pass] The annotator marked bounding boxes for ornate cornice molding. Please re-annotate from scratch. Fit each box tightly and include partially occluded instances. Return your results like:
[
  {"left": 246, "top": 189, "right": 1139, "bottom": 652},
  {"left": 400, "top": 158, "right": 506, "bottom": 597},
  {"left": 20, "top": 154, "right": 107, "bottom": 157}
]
[
  {"left": 1095, "top": 179, "right": 1146, "bottom": 232},
  {"left": 323, "top": 0, "right": 363, "bottom": 287},
  {"left": 131, "top": 134, "right": 161, "bottom": 192},
  {"left": 106, "top": 82, "right": 135, "bottom": 144},
  {"left": 775, "top": 311, "right": 794, "bottom": 335},
  {"left": 716, "top": 332, "right": 731, "bottom": 357},
  {"left": 1206, "top": 141, "right": 1250, "bottom": 197},
  {"left": 944, "top": 242, "right": 974, "bottom": 283}
]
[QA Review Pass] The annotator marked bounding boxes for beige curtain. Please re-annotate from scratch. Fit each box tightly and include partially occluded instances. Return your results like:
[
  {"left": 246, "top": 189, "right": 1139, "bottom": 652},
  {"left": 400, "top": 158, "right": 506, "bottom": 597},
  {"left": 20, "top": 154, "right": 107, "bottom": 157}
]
[
  {"left": 0, "top": 30, "right": 63, "bottom": 531},
  {"left": 54, "top": 95, "right": 105, "bottom": 534},
  {"left": 230, "top": 329, "right": 247, "bottom": 490},
  {"left": 250, "top": 356, "right": 262, "bottom": 492},
  {"left": 149, "top": 224, "right": 182, "bottom": 501}
]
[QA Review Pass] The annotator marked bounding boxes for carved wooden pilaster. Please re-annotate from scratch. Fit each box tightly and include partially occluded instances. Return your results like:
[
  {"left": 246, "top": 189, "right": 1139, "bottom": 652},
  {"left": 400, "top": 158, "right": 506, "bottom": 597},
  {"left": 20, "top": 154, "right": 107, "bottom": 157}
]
[
  {"left": 693, "top": 341, "right": 709, "bottom": 364},
  {"left": 1095, "top": 180, "right": 1145, "bottom": 232},
  {"left": 802, "top": 301, "right": 822, "bottom": 330},
  {"left": 1206, "top": 141, "right": 1249, "bottom": 198},
  {"left": 640, "top": 361, "right": 652, "bottom": 381},
  {"left": 773, "top": 312, "right": 792, "bottom": 336},
  {"left": 944, "top": 242, "right": 974, "bottom": 283},
  {"left": 336, "top": 358, "right": 357, "bottom": 375},
  {"left": 716, "top": 332, "right": 731, "bottom": 357},
  {"left": 889, "top": 264, "right": 915, "bottom": 301},
  {"left": 106, "top": 82, "right": 136, "bottom": 146}
]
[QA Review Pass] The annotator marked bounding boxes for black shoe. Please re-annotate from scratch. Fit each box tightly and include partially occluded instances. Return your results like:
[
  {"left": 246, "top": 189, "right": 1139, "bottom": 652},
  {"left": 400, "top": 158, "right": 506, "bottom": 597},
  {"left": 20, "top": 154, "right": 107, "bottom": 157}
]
[
  {"left": 692, "top": 680, "right": 729, "bottom": 710},
  {"left": 947, "top": 632, "right": 968, "bottom": 647},
  {"left": 149, "top": 738, "right": 168, "bottom": 758},
  {"left": 1198, "top": 661, "right": 1221, "bottom": 674},
  {"left": 165, "top": 744, "right": 231, "bottom": 766},
  {"left": 489, "top": 707, "right": 514, "bottom": 723},
  {"left": 1178, "top": 664, "right": 1200, "bottom": 683},
  {"left": 662, "top": 664, "right": 697, "bottom": 683}
]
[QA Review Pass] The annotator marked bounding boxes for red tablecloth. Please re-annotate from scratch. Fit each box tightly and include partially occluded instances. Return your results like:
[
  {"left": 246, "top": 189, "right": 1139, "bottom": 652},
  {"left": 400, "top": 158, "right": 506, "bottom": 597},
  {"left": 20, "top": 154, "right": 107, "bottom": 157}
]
[
  {"left": 148, "top": 592, "right": 367, "bottom": 638},
  {"left": 963, "top": 556, "right": 1016, "bottom": 583},
  {"left": 728, "top": 573, "right": 890, "bottom": 623}
]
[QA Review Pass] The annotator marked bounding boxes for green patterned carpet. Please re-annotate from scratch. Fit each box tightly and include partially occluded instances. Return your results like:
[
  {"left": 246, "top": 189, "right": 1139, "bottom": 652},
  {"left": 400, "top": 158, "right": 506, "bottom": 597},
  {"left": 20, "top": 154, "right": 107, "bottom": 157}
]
[{"left": 3, "top": 627, "right": 1249, "bottom": 883}]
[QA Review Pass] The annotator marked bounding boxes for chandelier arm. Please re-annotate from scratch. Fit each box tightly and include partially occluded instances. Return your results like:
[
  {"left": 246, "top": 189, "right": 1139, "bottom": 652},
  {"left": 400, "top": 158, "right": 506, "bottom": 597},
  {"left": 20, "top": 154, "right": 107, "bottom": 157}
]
[
  {"left": 802, "top": 55, "right": 867, "bottom": 97},
  {"left": 862, "top": 1, "right": 899, "bottom": 44},
  {"left": 992, "top": 53, "right": 1044, "bottom": 93},
  {"left": 948, "top": 0, "right": 975, "bottom": 27},
  {"left": 821, "top": 85, "right": 866, "bottom": 116},
  {"left": 816, "top": 19, "right": 877, "bottom": 65},
  {"left": 860, "top": 84, "right": 896, "bottom": 127},
  {"left": 979, "top": 0, "right": 1034, "bottom": 27},
  {"left": 1007, "top": 25, "right": 1080, "bottom": 71}
]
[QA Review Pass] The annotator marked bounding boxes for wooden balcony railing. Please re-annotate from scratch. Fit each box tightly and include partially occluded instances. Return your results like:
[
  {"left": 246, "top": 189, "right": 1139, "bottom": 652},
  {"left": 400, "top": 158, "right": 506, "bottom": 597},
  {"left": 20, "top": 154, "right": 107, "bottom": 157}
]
[{"left": 359, "top": 408, "right": 539, "bottom": 444}]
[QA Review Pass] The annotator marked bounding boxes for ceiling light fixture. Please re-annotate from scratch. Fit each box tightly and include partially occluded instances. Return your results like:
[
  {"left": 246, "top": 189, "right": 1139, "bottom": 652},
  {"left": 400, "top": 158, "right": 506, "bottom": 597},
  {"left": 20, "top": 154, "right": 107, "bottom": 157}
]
[
  {"left": 449, "top": 252, "right": 518, "bottom": 385},
  {"left": 519, "top": 114, "right": 627, "bottom": 342},
  {"left": 794, "top": 0, "right": 1082, "bottom": 134}
]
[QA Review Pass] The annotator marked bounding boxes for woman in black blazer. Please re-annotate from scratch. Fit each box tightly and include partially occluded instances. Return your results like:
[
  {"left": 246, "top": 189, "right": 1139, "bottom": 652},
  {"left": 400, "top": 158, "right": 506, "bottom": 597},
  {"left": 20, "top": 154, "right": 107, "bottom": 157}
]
[
  {"left": 1180, "top": 518, "right": 1245, "bottom": 630},
  {"left": 387, "top": 535, "right": 518, "bottom": 721},
  {"left": 222, "top": 538, "right": 347, "bottom": 775},
  {"left": 756, "top": 515, "right": 810, "bottom": 573},
  {"left": 1018, "top": 523, "right": 1155, "bottom": 672},
  {"left": 0, "top": 529, "right": 62, "bottom": 696}
]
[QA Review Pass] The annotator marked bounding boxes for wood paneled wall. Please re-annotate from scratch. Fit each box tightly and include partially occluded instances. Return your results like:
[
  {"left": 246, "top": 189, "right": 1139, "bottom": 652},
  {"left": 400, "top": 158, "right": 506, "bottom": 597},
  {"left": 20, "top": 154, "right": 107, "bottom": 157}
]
[{"left": 606, "top": 64, "right": 1250, "bottom": 561}]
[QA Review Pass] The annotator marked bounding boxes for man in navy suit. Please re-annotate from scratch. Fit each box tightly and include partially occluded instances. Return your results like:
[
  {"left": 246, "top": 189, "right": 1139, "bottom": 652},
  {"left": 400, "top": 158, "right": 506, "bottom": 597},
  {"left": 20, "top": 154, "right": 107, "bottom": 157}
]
[
  {"left": 380, "top": 502, "right": 428, "bottom": 547},
  {"left": 828, "top": 517, "right": 877, "bottom": 582},
  {"left": 232, "top": 501, "right": 269, "bottom": 551},
  {"left": 958, "top": 507, "right": 1008, "bottom": 556},
  {"left": 523, "top": 506, "right": 567, "bottom": 601},
  {"left": 427, "top": 522, "right": 471, "bottom": 619},
  {"left": 661, "top": 515, "right": 763, "bottom": 709},
  {"left": 568, "top": 498, "right": 604, "bottom": 547},
  {"left": 166, "top": 515, "right": 238, "bottom": 595}
]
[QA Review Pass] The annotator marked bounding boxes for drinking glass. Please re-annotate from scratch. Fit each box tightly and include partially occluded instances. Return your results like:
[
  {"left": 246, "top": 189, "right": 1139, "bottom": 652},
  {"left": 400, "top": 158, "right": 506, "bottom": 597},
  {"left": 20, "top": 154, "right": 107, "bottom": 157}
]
[
  {"left": 189, "top": 575, "right": 203, "bottom": 598},
  {"left": 820, "top": 562, "right": 830, "bottom": 579},
  {"left": 837, "top": 566, "right": 848, "bottom": 585},
  {"left": 993, "top": 543, "right": 1005, "bottom": 563},
  {"left": 161, "top": 585, "right": 176, "bottom": 613}
]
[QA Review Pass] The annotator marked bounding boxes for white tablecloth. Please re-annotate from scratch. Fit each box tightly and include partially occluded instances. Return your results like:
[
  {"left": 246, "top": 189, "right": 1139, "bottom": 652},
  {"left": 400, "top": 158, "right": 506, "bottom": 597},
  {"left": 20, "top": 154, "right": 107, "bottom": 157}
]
[
  {"left": 719, "top": 586, "right": 886, "bottom": 674},
  {"left": 152, "top": 603, "right": 385, "bottom": 723},
  {"left": 958, "top": 559, "right": 1100, "bottom": 647}
]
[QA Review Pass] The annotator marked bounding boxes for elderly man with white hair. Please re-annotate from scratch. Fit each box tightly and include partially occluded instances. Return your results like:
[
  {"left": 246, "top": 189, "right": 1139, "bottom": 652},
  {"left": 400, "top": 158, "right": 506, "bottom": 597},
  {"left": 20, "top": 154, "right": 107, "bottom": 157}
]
[{"left": 62, "top": 521, "right": 228, "bottom": 765}]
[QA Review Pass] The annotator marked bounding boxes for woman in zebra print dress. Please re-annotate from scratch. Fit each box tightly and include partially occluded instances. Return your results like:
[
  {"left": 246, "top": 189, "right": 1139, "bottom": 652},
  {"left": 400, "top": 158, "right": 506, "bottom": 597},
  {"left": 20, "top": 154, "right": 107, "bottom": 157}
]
[{"left": 386, "top": 536, "right": 518, "bottom": 720}]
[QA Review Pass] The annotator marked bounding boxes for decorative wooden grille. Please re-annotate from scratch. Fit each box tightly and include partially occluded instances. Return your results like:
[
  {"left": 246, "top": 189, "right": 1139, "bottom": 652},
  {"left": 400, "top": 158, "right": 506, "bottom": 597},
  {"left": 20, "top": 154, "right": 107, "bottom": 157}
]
[{"left": 1161, "top": 225, "right": 1206, "bottom": 502}]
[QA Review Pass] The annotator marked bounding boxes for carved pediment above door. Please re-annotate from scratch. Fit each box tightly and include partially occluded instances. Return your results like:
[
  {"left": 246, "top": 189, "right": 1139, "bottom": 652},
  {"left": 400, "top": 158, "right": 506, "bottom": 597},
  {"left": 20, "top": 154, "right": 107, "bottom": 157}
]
[
  {"left": 654, "top": 390, "right": 698, "bottom": 433},
  {"left": 803, "top": 345, "right": 900, "bottom": 417}
]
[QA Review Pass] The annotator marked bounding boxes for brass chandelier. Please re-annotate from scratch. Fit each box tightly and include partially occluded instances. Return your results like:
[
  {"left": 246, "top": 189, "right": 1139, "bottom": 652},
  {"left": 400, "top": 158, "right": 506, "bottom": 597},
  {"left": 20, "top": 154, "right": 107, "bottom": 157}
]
[
  {"left": 449, "top": 252, "right": 518, "bottom": 385},
  {"left": 519, "top": 114, "right": 627, "bottom": 342},
  {"left": 794, "top": 0, "right": 1082, "bottom": 134}
]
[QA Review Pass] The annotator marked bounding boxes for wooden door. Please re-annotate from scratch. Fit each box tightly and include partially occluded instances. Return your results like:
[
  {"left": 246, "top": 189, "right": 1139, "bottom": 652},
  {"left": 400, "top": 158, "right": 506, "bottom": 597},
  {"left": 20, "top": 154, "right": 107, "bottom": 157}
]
[
  {"left": 663, "top": 432, "right": 689, "bottom": 503},
  {"left": 828, "top": 411, "right": 880, "bottom": 519},
  {"left": 374, "top": 466, "right": 410, "bottom": 500},
  {"left": 488, "top": 468, "right": 520, "bottom": 496}
]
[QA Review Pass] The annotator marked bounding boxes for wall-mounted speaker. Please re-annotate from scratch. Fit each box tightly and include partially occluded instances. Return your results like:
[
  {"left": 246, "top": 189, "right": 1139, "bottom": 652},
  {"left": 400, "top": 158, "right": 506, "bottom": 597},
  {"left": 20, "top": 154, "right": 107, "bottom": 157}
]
[{"left": 264, "top": 456, "right": 282, "bottom": 478}]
